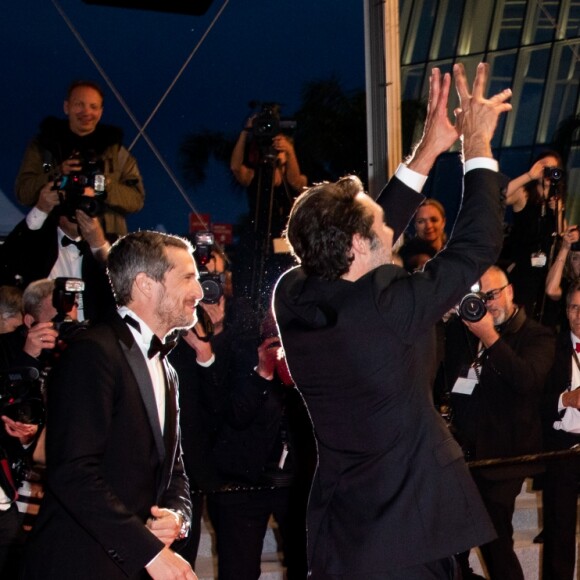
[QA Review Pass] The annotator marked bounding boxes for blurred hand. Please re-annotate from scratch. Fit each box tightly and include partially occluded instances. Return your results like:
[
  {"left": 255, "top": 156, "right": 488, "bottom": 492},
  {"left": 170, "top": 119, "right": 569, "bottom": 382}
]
[
  {"left": 272, "top": 134, "right": 295, "bottom": 155},
  {"left": 146, "top": 506, "right": 182, "bottom": 547},
  {"left": 256, "top": 336, "right": 281, "bottom": 379},
  {"left": 60, "top": 156, "right": 82, "bottom": 176},
  {"left": 36, "top": 182, "right": 60, "bottom": 213},
  {"left": 463, "top": 311, "right": 500, "bottom": 348},
  {"left": 76, "top": 209, "right": 107, "bottom": 249},
  {"left": 562, "top": 226, "right": 580, "bottom": 250},
  {"left": 24, "top": 322, "right": 58, "bottom": 358},
  {"left": 2, "top": 416, "right": 38, "bottom": 445},
  {"left": 145, "top": 547, "right": 197, "bottom": 580},
  {"left": 453, "top": 63, "right": 512, "bottom": 159}
]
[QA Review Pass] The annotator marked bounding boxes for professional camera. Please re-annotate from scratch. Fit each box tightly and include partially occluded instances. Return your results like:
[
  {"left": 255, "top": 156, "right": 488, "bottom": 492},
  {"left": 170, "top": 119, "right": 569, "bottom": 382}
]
[
  {"left": 193, "top": 231, "right": 225, "bottom": 305},
  {"left": 54, "top": 149, "right": 107, "bottom": 218},
  {"left": 543, "top": 166, "right": 564, "bottom": 182},
  {"left": 52, "top": 277, "right": 89, "bottom": 340},
  {"left": 0, "top": 367, "right": 44, "bottom": 425},
  {"left": 250, "top": 102, "right": 297, "bottom": 164},
  {"left": 457, "top": 283, "right": 489, "bottom": 322}
]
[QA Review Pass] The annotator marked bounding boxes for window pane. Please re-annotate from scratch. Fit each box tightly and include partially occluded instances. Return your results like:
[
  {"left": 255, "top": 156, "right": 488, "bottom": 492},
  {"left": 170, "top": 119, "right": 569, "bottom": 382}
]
[
  {"left": 504, "top": 47, "right": 551, "bottom": 147},
  {"left": 430, "top": 0, "right": 465, "bottom": 60},
  {"left": 457, "top": 0, "right": 494, "bottom": 55},
  {"left": 538, "top": 41, "right": 580, "bottom": 143},
  {"left": 491, "top": 0, "right": 527, "bottom": 50},
  {"left": 487, "top": 51, "right": 518, "bottom": 148}
]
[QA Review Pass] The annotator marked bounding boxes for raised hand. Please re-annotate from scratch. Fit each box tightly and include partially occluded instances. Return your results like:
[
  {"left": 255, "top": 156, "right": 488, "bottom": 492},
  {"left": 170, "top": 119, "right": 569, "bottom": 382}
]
[{"left": 453, "top": 62, "right": 512, "bottom": 160}]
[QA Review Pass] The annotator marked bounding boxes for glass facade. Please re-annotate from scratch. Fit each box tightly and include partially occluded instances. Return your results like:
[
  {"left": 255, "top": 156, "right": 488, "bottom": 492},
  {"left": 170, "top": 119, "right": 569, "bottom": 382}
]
[{"left": 399, "top": 0, "right": 580, "bottom": 217}]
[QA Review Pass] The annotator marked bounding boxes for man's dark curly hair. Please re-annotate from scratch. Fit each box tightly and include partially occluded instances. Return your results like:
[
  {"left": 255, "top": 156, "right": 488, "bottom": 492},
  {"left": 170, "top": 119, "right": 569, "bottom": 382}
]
[{"left": 284, "top": 176, "right": 376, "bottom": 280}]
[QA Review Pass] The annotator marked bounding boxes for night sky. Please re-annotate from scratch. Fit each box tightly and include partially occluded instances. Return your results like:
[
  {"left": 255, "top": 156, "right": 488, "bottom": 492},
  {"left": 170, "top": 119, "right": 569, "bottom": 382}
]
[{"left": 0, "top": 0, "right": 366, "bottom": 236}]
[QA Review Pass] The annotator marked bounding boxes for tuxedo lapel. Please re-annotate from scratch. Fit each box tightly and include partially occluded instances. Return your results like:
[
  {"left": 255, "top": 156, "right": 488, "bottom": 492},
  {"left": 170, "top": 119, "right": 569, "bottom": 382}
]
[
  {"left": 158, "top": 360, "right": 179, "bottom": 498},
  {"left": 117, "top": 329, "right": 166, "bottom": 463}
]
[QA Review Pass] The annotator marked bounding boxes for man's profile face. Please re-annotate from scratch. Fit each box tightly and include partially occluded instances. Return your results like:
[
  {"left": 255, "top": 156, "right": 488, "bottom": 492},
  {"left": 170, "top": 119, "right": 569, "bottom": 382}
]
[
  {"left": 567, "top": 291, "right": 580, "bottom": 337},
  {"left": 154, "top": 247, "right": 204, "bottom": 335},
  {"left": 480, "top": 269, "right": 514, "bottom": 326},
  {"left": 357, "top": 194, "right": 394, "bottom": 270},
  {"left": 64, "top": 86, "right": 103, "bottom": 137}
]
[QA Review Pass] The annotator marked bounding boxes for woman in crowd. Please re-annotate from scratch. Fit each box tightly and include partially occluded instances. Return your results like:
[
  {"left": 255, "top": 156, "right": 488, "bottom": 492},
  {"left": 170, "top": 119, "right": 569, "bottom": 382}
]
[{"left": 413, "top": 198, "right": 447, "bottom": 253}]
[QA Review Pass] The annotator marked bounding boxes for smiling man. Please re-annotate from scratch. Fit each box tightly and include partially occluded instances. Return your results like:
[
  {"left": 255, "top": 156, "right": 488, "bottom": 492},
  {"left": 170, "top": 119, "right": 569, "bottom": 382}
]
[
  {"left": 23, "top": 231, "right": 200, "bottom": 580},
  {"left": 15, "top": 80, "right": 145, "bottom": 236}
]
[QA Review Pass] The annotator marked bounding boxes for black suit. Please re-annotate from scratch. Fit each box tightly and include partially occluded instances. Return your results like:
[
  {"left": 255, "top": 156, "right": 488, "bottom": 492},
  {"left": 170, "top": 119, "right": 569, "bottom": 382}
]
[
  {"left": 23, "top": 313, "right": 191, "bottom": 579},
  {"left": 0, "top": 214, "right": 115, "bottom": 322},
  {"left": 541, "top": 332, "right": 580, "bottom": 580},
  {"left": 446, "top": 308, "right": 555, "bottom": 579},
  {"left": 274, "top": 170, "right": 506, "bottom": 578}
]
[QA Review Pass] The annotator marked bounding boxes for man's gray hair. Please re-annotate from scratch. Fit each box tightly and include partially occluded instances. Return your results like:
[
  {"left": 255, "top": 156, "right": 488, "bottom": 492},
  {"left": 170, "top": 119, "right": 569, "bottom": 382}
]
[
  {"left": 23, "top": 279, "right": 55, "bottom": 320},
  {"left": 107, "top": 230, "right": 193, "bottom": 306}
]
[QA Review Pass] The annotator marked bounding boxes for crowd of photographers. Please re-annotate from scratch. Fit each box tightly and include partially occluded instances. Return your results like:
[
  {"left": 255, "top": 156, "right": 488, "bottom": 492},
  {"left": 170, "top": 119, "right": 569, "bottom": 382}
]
[{"left": 1, "top": 76, "right": 580, "bottom": 580}]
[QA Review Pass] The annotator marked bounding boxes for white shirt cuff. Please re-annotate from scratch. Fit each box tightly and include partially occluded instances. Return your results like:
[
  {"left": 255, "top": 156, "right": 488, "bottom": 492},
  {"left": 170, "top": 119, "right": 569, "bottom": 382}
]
[
  {"left": 197, "top": 353, "right": 215, "bottom": 367},
  {"left": 395, "top": 163, "right": 428, "bottom": 193},
  {"left": 464, "top": 157, "right": 499, "bottom": 174},
  {"left": 145, "top": 549, "right": 163, "bottom": 569},
  {"left": 558, "top": 392, "right": 566, "bottom": 413},
  {"left": 26, "top": 207, "right": 49, "bottom": 230}
]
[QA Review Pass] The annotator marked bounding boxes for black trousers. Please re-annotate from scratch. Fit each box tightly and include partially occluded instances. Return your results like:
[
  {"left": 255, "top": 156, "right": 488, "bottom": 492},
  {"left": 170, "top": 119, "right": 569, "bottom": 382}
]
[
  {"left": 207, "top": 486, "right": 308, "bottom": 580},
  {"left": 542, "top": 452, "right": 580, "bottom": 580},
  {"left": 470, "top": 473, "right": 525, "bottom": 580}
]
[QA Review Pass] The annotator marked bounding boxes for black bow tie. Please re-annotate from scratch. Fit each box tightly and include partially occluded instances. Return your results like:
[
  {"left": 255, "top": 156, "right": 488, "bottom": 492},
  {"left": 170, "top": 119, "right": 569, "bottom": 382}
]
[
  {"left": 124, "top": 315, "right": 176, "bottom": 359},
  {"left": 61, "top": 236, "right": 85, "bottom": 252},
  {"left": 147, "top": 334, "right": 176, "bottom": 360}
]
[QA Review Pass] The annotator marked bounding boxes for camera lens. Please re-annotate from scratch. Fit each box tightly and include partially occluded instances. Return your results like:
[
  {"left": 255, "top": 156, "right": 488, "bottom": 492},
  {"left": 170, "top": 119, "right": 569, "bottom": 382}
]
[
  {"left": 458, "top": 293, "right": 487, "bottom": 322},
  {"left": 201, "top": 279, "right": 222, "bottom": 304}
]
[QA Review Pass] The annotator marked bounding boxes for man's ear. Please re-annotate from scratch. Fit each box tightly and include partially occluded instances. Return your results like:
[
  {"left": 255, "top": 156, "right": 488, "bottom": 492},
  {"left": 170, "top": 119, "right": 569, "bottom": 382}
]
[
  {"left": 23, "top": 313, "right": 35, "bottom": 329},
  {"left": 134, "top": 272, "right": 153, "bottom": 298},
  {"left": 63, "top": 100, "right": 69, "bottom": 116},
  {"left": 351, "top": 233, "right": 369, "bottom": 257}
]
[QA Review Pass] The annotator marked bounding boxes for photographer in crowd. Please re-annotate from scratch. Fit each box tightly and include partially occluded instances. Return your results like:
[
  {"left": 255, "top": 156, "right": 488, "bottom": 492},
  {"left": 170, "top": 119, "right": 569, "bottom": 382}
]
[
  {"left": 230, "top": 108, "right": 307, "bottom": 303},
  {"left": 15, "top": 80, "right": 145, "bottom": 236},
  {"left": 0, "top": 278, "right": 61, "bottom": 577},
  {"left": 544, "top": 224, "right": 580, "bottom": 331},
  {"left": 444, "top": 266, "right": 555, "bottom": 579},
  {"left": 0, "top": 177, "right": 115, "bottom": 323},
  {"left": 500, "top": 150, "right": 567, "bottom": 324}
]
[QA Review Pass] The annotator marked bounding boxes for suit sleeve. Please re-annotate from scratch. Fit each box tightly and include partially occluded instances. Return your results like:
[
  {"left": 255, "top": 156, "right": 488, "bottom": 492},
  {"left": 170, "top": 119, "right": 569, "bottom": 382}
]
[
  {"left": 481, "top": 323, "right": 555, "bottom": 397},
  {"left": 377, "top": 169, "right": 508, "bottom": 340},
  {"left": 376, "top": 175, "right": 425, "bottom": 242}
]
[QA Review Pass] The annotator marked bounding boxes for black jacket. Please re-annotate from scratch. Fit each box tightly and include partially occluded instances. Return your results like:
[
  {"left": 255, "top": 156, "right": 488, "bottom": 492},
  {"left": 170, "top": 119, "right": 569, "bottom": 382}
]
[{"left": 448, "top": 307, "right": 555, "bottom": 478}]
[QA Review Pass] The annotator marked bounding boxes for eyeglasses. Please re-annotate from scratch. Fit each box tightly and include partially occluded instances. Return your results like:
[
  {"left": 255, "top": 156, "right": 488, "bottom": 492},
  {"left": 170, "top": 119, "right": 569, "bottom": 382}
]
[{"left": 485, "top": 284, "right": 509, "bottom": 301}]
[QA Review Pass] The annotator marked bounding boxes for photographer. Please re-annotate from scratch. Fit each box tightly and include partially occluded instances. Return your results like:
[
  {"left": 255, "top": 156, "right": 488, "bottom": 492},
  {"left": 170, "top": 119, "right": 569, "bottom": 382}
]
[
  {"left": 0, "top": 279, "right": 59, "bottom": 577},
  {"left": 230, "top": 109, "right": 307, "bottom": 301},
  {"left": 15, "top": 80, "right": 145, "bottom": 236},
  {"left": 0, "top": 180, "right": 116, "bottom": 323},
  {"left": 544, "top": 225, "right": 580, "bottom": 331},
  {"left": 443, "top": 265, "right": 555, "bottom": 579},
  {"left": 0, "top": 286, "right": 23, "bottom": 335},
  {"left": 500, "top": 150, "right": 567, "bottom": 324}
]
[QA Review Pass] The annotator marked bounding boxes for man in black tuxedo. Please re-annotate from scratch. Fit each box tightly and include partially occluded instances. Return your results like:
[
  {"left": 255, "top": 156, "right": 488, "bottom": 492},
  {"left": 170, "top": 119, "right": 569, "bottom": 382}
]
[
  {"left": 23, "top": 231, "right": 200, "bottom": 580},
  {"left": 274, "top": 63, "right": 512, "bottom": 579},
  {"left": 446, "top": 265, "right": 555, "bottom": 579},
  {"left": 0, "top": 180, "right": 115, "bottom": 323},
  {"left": 541, "top": 280, "right": 580, "bottom": 580}
]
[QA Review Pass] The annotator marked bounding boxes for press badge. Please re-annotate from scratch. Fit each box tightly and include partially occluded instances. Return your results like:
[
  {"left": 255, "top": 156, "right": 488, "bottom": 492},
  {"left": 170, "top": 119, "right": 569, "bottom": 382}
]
[
  {"left": 531, "top": 252, "right": 547, "bottom": 267},
  {"left": 451, "top": 367, "right": 478, "bottom": 395}
]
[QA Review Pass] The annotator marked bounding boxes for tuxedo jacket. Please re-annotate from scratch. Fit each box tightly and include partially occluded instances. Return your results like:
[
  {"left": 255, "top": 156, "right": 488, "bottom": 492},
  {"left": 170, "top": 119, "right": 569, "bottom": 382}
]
[
  {"left": 447, "top": 307, "right": 555, "bottom": 479},
  {"left": 274, "top": 170, "right": 506, "bottom": 577},
  {"left": 0, "top": 214, "right": 115, "bottom": 322},
  {"left": 24, "top": 313, "right": 191, "bottom": 579},
  {"left": 542, "top": 332, "right": 580, "bottom": 450}
]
